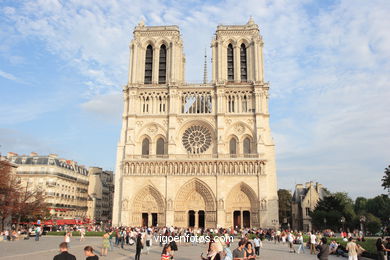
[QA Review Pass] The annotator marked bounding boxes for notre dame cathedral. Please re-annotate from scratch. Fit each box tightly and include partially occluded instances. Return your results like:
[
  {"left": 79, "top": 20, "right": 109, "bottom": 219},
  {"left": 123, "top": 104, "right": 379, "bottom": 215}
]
[{"left": 112, "top": 18, "right": 279, "bottom": 229}]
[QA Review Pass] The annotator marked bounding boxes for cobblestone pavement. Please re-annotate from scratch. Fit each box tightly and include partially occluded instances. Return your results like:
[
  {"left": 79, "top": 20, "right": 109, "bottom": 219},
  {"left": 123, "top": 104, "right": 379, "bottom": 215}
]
[{"left": 0, "top": 237, "right": 343, "bottom": 260}]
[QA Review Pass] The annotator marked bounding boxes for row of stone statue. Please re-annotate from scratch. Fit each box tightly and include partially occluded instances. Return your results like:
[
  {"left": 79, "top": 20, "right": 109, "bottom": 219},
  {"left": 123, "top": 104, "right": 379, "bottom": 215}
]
[{"left": 123, "top": 160, "right": 266, "bottom": 175}]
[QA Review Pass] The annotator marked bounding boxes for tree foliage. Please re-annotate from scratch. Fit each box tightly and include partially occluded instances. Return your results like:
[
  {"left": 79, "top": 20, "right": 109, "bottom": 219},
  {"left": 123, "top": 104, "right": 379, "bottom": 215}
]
[
  {"left": 382, "top": 165, "right": 390, "bottom": 193},
  {"left": 278, "top": 189, "right": 292, "bottom": 225},
  {"left": 0, "top": 160, "right": 49, "bottom": 230}
]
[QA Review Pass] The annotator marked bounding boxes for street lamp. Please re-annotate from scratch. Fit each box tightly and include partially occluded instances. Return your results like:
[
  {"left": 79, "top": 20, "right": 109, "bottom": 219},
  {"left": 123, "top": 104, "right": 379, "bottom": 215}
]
[
  {"left": 340, "top": 216, "right": 346, "bottom": 233},
  {"left": 324, "top": 218, "right": 327, "bottom": 229},
  {"left": 360, "top": 216, "right": 366, "bottom": 236}
]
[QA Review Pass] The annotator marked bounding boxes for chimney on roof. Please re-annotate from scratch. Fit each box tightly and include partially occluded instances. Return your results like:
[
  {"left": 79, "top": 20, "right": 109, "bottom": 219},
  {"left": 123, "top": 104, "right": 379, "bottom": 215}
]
[
  {"left": 7, "top": 152, "right": 18, "bottom": 157},
  {"left": 30, "top": 152, "right": 38, "bottom": 156}
]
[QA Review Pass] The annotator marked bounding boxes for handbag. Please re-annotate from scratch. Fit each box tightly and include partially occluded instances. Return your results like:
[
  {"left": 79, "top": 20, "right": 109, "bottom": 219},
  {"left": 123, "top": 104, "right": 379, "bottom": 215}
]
[{"left": 146, "top": 240, "right": 150, "bottom": 247}]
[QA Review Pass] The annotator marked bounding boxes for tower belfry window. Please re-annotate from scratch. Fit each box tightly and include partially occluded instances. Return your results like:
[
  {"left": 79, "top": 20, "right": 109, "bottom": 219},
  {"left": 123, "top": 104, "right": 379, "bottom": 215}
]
[
  {"left": 227, "top": 44, "right": 234, "bottom": 81},
  {"left": 240, "top": 44, "right": 247, "bottom": 81},
  {"left": 144, "top": 45, "right": 153, "bottom": 84},
  {"left": 159, "top": 45, "right": 167, "bottom": 84}
]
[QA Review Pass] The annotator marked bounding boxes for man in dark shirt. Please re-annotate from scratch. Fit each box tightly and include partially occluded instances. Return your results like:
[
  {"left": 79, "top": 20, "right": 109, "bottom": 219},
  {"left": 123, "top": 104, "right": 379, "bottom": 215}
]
[
  {"left": 84, "top": 245, "right": 99, "bottom": 260},
  {"left": 53, "top": 242, "right": 76, "bottom": 260},
  {"left": 232, "top": 240, "right": 246, "bottom": 260}
]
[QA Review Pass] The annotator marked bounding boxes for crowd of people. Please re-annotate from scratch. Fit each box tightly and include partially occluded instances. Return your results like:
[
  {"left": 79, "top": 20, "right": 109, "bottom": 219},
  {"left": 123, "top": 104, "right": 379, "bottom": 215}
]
[{"left": 4, "top": 224, "right": 390, "bottom": 259}]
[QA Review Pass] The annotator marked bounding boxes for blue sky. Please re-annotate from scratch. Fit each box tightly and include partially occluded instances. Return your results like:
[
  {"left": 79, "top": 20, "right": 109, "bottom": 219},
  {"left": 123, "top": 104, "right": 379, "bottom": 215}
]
[{"left": 1, "top": 0, "right": 389, "bottom": 198}]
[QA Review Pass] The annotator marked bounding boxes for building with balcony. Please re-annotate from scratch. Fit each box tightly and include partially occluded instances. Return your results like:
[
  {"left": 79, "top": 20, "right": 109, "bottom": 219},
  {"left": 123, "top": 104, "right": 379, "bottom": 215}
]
[
  {"left": 7, "top": 152, "right": 89, "bottom": 219},
  {"left": 87, "top": 167, "right": 114, "bottom": 223},
  {"left": 112, "top": 18, "right": 278, "bottom": 228},
  {"left": 291, "top": 182, "right": 329, "bottom": 231}
]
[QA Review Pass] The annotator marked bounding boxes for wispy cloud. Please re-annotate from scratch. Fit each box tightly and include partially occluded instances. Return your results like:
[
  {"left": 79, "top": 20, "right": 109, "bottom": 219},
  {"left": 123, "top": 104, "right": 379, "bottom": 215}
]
[
  {"left": 0, "top": 69, "right": 19, "bottom": 81},
  {"left": 0, "top": 0, "right": 389, "bottom": 197}
]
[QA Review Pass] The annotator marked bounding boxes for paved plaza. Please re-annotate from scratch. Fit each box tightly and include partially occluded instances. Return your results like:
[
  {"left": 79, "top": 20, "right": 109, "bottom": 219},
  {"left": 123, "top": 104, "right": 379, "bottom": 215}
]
[{"left": 0, "top": 236, "right": 345, "bottom": 260}]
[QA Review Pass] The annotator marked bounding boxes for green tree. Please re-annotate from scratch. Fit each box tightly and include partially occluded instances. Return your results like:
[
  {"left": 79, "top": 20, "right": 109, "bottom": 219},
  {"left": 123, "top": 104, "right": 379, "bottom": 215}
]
[
  {"left": 365, "top": 213, "right": 381, "bottom": 235},
  {"left": 310, "top": 195, "right": 344, "bottom": 231},
  {"left": 382, "top": 165, "right": 390, "bottom": 193},
  {"left": 366, "top": 195, "right": 390, "bottom": 223},
  {"left": 311, "top": 192, "right": 356, "bottom": 231},
  {"left": 278, "top": 189, "right": 292, "bottom": 225},
  {"left": 354, "top": 197, "right": 368, "bottom": 214}
]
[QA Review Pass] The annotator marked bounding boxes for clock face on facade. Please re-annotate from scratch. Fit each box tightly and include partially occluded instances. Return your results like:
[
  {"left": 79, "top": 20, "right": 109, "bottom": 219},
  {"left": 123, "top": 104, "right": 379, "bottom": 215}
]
[{"left": 182, "top": 125, "right": 212, "bottom": 154}]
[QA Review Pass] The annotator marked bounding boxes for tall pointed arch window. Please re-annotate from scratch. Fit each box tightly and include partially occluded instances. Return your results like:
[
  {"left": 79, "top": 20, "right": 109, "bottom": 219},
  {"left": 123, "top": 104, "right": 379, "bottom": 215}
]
[
  {"left": 142, "top": 138, "right": 150, "bottom": 157},
  {"left": 229, "top": 138, "right": 237, "bottom": 157},
  {"left": 158, "top": 44, "right": 167, "bottom": 84},
  {"left": 156, "top": 138, "right": 165, "bottom": 156},
  {"left": 240, "top": 43, "right": 247, "bottom": 81},
  {"left": 227, "top": 44, "right": 234, "bottom": 81},
  {"left": 243, "top": 137, "right": 251, "bottom": 156},
  {"left": 144, "top": 45, "right": 153, "bottom": 84}
]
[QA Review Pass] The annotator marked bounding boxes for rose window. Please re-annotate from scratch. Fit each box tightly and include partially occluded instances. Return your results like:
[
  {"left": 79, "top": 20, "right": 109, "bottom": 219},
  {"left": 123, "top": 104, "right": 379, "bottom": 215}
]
[{"left": 182, "top": 125, "right": 212, "bottom": 154}]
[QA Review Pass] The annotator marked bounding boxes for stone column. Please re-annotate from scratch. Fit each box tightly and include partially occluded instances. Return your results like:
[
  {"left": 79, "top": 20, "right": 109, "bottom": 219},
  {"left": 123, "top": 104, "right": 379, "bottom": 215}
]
[
  {"left": 235, "top": 45, "right": 241, "bottom": 82},
  {"left": 195, "top": 211, "right": 199, "bottom": 228},
  {"left": 148, "top": 213, "right": 152, "bottom": 227},
  {"left": 240, "top": 211, "right": 244, "bottom": 228}
]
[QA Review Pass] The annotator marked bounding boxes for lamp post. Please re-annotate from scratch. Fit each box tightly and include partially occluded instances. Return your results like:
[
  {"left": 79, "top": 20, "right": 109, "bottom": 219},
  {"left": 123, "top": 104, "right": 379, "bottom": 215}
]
[
  {"left": 360, "top": 216, "right": 366, "bottom": 236},
  {"left": 340, "top": 216, "right": 346, "bottom": 233},
  {"left": 324, "top": 218, "right": 327, "bottom": 229}
]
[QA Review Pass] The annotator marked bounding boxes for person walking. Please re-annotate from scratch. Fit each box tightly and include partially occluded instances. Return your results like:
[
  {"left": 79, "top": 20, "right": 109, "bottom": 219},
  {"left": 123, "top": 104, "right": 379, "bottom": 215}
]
[
  {"left": 287, "top": 232, "right": 296, "bottom": 253},
  {"left": 232, "top": 240, "right": 247, "bottom": 260},
  {"left": 317, "top": 237, "right": 330, "bottom": 260},
  {"left": 346, "top": 237, "right": 358, "bottom": 260},
  {"left": 35, "top": 226, "right": 40, "bottom": 241},
  {"left": 64, "top": 231, "right": 72, "bottom": 248},
  {"left": 135, "top": 233, "right": 143, "bottom": 260},
  {"left": 376, "top": 237, "right": 388, "bottom": 260},
  {"left": 170, "top": 233, "right": 178, "bottom": 259},
  {"left": 245, "top": 242, "right": 256, "bottom": 259},
  {"left": 145, "top": 230, "right": 152, "bottom": 255},
  {"left": 297, "top": 232, "right": 305, "bottom": 254},
  {"left": 253, "top": 235, "right": 261, "bottom": 256},
  {"left": 310, "top": 232, "right": 317, "bottom": 254},
  {"left": 101, "top": 232, "right": 110, "bottom": 257},
  {"left": 80, "top": 227, "right": 86, "bottom": 242},
  {"left": 84, "top": 246, "right": 99, "bottom": 260},
  {"left": 161, "top": 244, "right": 171, "bottom": 260},
  {"left": 53, "top": 242, "right": 76, "bottom": 260}
]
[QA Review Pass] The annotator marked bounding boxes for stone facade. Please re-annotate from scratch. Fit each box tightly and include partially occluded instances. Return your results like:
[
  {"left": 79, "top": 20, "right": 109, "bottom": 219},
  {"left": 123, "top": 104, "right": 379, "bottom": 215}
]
[
  {"left": 113, "top": 18, "right": 279, "bottom": 229},
  {"left": 87, "top": 167, "right": 114, "bottom": 223},
  {"left": 7, "top": 152, "right": 89, "bottom": 219},
  {"left": 291, "top": 182, "right": 329, "bottom": 231}
]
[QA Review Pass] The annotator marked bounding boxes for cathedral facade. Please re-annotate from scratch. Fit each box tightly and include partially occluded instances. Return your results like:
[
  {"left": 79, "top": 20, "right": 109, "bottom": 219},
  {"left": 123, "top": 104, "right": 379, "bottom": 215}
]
[{"left": 112, "top": 19, "right": 278, "bottom": 229}]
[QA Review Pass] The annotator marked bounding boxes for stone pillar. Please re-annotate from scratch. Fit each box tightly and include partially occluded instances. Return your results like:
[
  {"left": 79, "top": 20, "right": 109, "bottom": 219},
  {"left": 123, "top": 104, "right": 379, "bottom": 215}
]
[
  {"left": 234, "top": 45, "right": 241, "bottom": 82},
  {"left": 240, "top": 211, "right": 244, "bottom": 228},
  {"left": 148, "top": 213, "right": 152, "bottom": 227},
  {"left": 195, "top": 211, "right": 199, "bottom": 228}
]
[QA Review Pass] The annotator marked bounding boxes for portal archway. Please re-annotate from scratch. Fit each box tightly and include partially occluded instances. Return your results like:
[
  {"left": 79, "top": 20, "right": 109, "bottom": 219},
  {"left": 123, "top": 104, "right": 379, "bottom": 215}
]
[
  {"left": 174, "top": 178, "right": 216, "bottom": 228},
  {"left": 131, "top": 185, "right": 165, "bottom": 227},
  {"left": 225, "top": 182, "right": 259, "bottom": 228}
]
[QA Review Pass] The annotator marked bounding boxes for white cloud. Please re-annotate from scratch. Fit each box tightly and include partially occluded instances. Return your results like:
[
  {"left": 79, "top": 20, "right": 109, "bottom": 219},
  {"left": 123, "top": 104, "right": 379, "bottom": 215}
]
[
  {"left": 0, "top": 69, "right": 18, "bottom": 81},
  {"left": 1, "top": 0, "right": 389, "bottom": 197},
  {"left": 80, "top": 91, "right": 122, "bottom": 121}
]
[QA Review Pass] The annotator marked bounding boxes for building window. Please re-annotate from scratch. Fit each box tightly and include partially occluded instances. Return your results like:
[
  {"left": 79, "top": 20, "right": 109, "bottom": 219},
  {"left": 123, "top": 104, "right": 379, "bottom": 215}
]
[
  {"left": 305, "top": 207, "right": 311, "bottom": 216},
  {"left": 242, "top": 95, "right": 248, "bottom": 112},
  {"left": 243, "top": 137, "right": 251, "bottom": 155},
  {"left": 227, "top": 44, "right": 234, "bottom": 81},
  {"left": 158, "top": 44, "right": 167, "bottom": 84},
  {"left": 240, "top": 43, "right": 247, "bottom": 81},
  {"left": 142, "top": 138, "right": 150, "bottom": 156},
  {"left": 144, "top": 45, "right": 153, "bottom": 84},
  {"left": 156, "top": 138, "right": 165, "bottom": 156},
  {"left": 229, "top": 138, "right": 237, "bottom": 157}
]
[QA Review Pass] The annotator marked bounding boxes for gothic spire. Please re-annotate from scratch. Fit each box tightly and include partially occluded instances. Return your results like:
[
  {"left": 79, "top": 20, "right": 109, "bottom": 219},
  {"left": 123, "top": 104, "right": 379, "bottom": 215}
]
[{"left": 203, "top": 48, "right": 208, "bottom": 84}]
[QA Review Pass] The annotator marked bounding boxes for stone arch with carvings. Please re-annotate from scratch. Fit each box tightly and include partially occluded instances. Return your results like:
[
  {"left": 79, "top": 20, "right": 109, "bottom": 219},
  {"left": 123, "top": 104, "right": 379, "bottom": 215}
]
[
  {"left": 130, "top": 185, "right": 165, "bottom": 227},
  {"left": 225, "top": 182, "right": 260, "bottom": 227},
  {"left": 174, "top": 178, "right": 216, "bottom": 228}
]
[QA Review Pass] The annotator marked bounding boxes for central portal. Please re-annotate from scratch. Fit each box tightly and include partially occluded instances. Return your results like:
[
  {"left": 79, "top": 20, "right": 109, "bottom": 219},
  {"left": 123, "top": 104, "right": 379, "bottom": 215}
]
[{"left": 188, "top": 210, "right": 206, "bottom": 228}]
